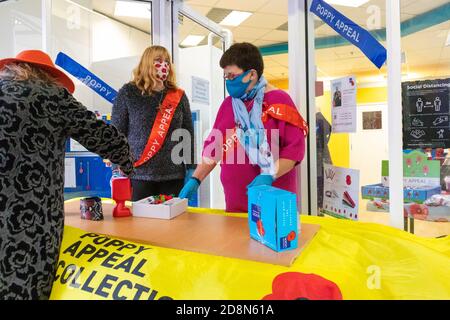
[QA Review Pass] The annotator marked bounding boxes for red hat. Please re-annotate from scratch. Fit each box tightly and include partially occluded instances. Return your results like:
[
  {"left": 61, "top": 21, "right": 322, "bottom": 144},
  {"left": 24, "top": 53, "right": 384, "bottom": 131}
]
[{"left": 0, "top": 50, "right": 75, "bottom": 93}]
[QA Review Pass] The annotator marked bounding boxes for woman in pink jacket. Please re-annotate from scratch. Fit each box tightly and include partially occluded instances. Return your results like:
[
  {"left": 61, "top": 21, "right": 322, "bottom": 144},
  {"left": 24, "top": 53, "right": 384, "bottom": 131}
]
[{"left": 180, "top": 43, "right": 308, "bottom": 212}]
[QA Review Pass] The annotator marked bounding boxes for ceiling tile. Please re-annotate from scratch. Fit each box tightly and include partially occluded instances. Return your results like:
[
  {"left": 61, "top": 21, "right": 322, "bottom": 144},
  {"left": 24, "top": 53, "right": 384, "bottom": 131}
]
[
  {"left": 400, "top": 0, "right": 418, "bottom": 9},
  {"left": 213, "top": 0, "right": 270, "bottom": 12},
  {"left": 401, "top": 0, "right": 449, "bottom": 15},
  {"left": 206, "top": 7, "right": 232, "bottom": 23},
  {"left": 263, "top": 56, "right": 283, "bottom": 68},
  {"left": 259, "top": 29, "right": 288, "bottom": 42},
  {"left": 251, "top": 39, "right": 281, "bottom": 47},
  {"left": 232, "top": 26, "right": 272, "bottom": 40},
  {"left": 240, "top": 12, "right": 287, "bottom": 29},
  {"left": 315, "top": 24, "right": 338, "bottom": 37},
  {"left": 265, "top": 53, "right": 289, "bottom": 68},
  {"left": 277, "top": 22, "right": 288, "bottom": 31},
  {"left": 189, "top": 5, "right": 214, "bottom": 16},
  {"left": 186, "top": 0, "right": 219, "bottom": 7},
  {"left": 258, "top": 0, "right": 288, "bottom": 16}
]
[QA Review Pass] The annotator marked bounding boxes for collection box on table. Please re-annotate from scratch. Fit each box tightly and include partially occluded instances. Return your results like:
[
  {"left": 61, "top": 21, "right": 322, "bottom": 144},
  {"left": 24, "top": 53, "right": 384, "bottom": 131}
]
[
  {"left": 247, "top": 185, "right": 300, "bottom": 252},
  {"left": 132, "top": 197, "right": 188, "bottom": 219}
]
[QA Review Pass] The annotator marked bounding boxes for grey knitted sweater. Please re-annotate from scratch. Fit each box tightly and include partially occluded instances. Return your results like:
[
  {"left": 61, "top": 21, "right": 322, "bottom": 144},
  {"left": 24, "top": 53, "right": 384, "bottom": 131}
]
[{"left": 112, "top": 82, "right": 196, "bottom": 181}]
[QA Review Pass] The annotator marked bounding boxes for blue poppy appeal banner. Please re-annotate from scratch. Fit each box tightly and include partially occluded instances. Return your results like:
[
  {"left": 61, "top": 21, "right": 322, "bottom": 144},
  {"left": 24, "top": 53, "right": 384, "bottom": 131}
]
[
  {"left": 310, "top": 0, "right": 387, "bottom": 69},
  {"left": 55, "top": 52, "right": 117, "bottom": 103}
]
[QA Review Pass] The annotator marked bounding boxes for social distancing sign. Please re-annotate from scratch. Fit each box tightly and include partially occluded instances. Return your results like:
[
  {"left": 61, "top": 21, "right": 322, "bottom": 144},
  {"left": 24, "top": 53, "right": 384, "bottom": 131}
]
[{"left": 51, "top": 213, "right": 450, "bottom": 300}]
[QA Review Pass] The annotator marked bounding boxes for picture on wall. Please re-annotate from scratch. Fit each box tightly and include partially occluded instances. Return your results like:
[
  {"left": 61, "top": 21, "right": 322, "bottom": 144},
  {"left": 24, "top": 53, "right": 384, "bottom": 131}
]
[
  {"left": 332, "top": 83, "right": 342, "bottom": 107},
  {"left": 322, "top": 164, "right": 360, "bottom": 220},
  {"left": 402, "top": 78, "right": 450, "bottom": 149},
  {"left": 331, "top": 76, "right": 357, "bottom": 133},
  {"left": 363, "top": 111, "right": 382, "bottom": 130}
]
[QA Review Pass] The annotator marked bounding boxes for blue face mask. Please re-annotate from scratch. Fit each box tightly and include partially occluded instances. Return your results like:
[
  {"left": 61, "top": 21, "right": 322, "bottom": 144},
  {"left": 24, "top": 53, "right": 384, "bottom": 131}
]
[
  {"left": 241, "top": 79, "right": 261, "bottom": 101},
  {"left": 226, "top": 70, "right": 251, "bottom": 98}
]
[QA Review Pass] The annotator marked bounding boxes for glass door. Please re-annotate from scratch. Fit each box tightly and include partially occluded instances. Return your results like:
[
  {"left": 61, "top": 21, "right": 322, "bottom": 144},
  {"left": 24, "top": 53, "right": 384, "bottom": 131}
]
[
  {"left": 311, "top": 0, "right": 390, "bottom": 226},
  {"left": 172, "top": 2, "right": 232, "bottom": 208},
  {"left": 399, "top": 0, "right": 450, "bottom": 237},
  {"left": 306, "top": 0, "right": 449, "bottom": 236},
  {"left": 0, "top": 0, "right": 153, "bottom": 116},
  {"left": 49, "top": 0, "right": 152, "bottom": 114}
]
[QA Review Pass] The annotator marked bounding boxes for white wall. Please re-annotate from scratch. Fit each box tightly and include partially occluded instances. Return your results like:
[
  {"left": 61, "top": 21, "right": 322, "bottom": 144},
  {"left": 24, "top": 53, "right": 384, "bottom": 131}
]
[
  {"left": 350, "top": 103, "right": 389, "bottom": 188},
  {"left": 0, "top": 0, "right": 42, "bottom": 59},
  {"left": 91, "top": 15, "right": 150, "bottom": 63}
]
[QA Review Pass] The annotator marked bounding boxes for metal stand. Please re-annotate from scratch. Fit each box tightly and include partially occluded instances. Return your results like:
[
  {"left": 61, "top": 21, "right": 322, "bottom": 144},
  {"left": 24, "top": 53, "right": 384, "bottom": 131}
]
[{"left": 404, "top": 216, "right": 415, "bottom": 234}]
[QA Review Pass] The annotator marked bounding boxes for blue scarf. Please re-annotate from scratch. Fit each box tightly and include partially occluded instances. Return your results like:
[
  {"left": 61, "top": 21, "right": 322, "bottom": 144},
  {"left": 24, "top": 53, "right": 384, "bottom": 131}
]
[{"left": 231, "top": 76, "right": 275, "bottom": 176}]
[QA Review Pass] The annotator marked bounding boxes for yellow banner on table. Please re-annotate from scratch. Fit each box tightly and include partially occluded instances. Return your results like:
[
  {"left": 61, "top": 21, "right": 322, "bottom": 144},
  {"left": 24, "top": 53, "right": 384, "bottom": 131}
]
[{"left": 50, "top": 213, "right": 450, "bottom": 300}]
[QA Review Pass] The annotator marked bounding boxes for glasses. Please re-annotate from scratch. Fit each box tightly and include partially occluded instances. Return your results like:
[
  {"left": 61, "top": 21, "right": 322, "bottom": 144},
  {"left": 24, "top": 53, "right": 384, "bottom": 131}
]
[
  {"left": 223, "top": 71, "right": 244, "bottom": 81},
  {"left": 223, "top": 69, "right": 255, "bottom": 81}
]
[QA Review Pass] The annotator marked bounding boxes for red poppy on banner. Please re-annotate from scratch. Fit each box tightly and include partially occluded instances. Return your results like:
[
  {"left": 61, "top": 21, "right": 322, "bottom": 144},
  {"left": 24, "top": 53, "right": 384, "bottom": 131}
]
[{"left": 262, "top": 272, "right": 343, "bottom": 300}]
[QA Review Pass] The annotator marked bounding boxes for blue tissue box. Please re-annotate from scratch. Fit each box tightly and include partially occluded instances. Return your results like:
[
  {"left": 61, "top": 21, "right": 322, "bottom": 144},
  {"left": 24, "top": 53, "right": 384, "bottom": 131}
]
[{"left": 248, "top": 185, "right": 299, "bottom": 252}]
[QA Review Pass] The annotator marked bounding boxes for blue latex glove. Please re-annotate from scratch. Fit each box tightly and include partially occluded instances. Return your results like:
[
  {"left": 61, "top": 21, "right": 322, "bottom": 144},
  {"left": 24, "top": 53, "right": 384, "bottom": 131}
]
[
  {"left": 185, "top": 168, "right": 195, "bottom": 184},
  {"left": 247, "top": 174, "right": 274, "bottom": 189},
  {"left": 179, "top": 178, "right": 200, "bottom": 199}
]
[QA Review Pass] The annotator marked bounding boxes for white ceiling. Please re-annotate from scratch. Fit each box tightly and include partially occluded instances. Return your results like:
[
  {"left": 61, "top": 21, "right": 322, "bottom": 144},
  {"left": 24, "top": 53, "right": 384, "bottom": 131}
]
[
  {"left": 187, "top": 0, "right": 450, "bottom": 44},
  {"left": 185, "top": 0, "right": 450, "bottom": 83},
  {"left": 90, "top": 0, "right": 449, "bottom": 83}
]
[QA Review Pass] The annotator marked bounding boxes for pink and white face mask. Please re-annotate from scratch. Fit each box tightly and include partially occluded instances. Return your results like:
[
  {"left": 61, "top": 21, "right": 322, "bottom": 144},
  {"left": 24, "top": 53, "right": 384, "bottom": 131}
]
[{"left": 154, "top": 59, "right": 170, "bottom": 81}]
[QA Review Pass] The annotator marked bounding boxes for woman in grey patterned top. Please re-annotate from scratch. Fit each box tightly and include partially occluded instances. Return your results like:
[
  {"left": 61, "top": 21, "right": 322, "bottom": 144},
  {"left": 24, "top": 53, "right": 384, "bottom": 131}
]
[
  {"left": 0, "top": 50, "right": 133, "bottom": 299},
  {"left": 112, "top": 46, "right": 196, "bottom": 201}
]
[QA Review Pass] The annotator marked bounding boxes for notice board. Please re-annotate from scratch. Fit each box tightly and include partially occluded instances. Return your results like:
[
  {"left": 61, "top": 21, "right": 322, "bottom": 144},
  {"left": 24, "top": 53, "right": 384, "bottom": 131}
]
[{"left": 402, "top": 78, "right": 450, "bottom": 149}]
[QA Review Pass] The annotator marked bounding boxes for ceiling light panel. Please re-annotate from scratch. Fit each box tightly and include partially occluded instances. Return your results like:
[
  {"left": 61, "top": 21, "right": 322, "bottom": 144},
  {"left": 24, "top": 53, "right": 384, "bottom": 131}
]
[{"left": 219, "top": 10, "right": 252, "bottom": 26}]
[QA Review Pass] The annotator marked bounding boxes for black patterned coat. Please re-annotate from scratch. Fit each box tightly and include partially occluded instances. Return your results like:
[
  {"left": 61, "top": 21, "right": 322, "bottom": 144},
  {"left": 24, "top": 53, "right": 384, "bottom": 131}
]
[{"left": 0, "top": 79, "right": 133, "bottom": 299}]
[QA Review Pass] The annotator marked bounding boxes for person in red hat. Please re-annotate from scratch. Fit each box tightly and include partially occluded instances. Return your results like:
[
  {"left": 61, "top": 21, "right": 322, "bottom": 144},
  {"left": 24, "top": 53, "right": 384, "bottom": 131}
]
[{"left": 0, "top": 50, "right": 134, "bottom": 300}]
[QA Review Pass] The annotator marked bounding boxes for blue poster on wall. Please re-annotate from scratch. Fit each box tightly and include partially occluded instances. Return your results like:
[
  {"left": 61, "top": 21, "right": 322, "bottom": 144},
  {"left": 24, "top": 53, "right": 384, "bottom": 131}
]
[{"left": 310, "top": 0, "right": 387, "bottom": 69}]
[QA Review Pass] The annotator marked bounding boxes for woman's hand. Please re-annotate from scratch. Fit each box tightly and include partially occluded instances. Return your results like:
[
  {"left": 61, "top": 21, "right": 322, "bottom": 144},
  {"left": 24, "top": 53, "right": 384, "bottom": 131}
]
[
  {"left": 179, "top": 158, "right": 216, "bottom": 199},
  {"left": 247, "top": 174, "right": 274, "bottom": 189},
  {"left": 110, "top": 162, "right": 133, "bottom": 188},
  {"left": 179, "top": 178, "right": 200, "bottom": 199},
  {"left": 119, "top": 161, "right": 134, "bottom": 176},
  {"left": 274, "top": 159, "right": 296, "bottom": 179},
  {"left": 110, "top": 168, "right": 125, "bottom": 188},
  {"left": 246, "top": 159, "right": 296, "bottom": 190}
]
